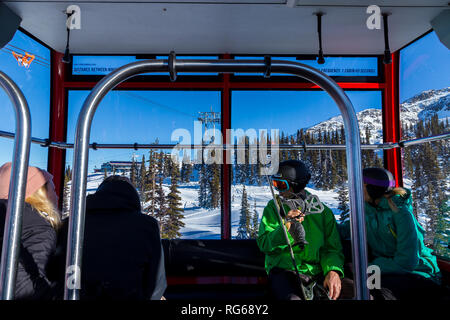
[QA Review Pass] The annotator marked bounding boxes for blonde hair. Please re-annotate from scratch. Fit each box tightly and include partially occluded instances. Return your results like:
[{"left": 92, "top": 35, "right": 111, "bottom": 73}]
[
  {"left": 25, "top": 183, "right": 61, "bottom": 230},
  {"left": 383, "top": 187, "right": 407, "bottom": 213}
]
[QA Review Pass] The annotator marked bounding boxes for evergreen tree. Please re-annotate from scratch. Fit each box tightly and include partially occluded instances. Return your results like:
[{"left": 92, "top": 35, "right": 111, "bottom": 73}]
[
  {"left": 130, "top": 158, "right": 137, "bottom": 187},
  {"left": 158, "top": 151, "right": 166, "bottom": 178},
  {"left": 180, "top": 155, "right": 193, "bottom": 183},
  {"left": 209, "top": 164, "right": 221, "bottom": 209},
  {"left": 424, "top": 183, "right": 440, "bottom": 245},
  {"left": 249, "top": 199, "right": 260, "bottom": 239},
  {"left": 145, "top": 150, "right": 158, "bottom": 217},
  {"left": 163, "top": 160, "right": 185, "bottom": 239},
  {"left": 237, "top": 185, "right": 251, "bottom": 239},
  {"left": 433, "top": 199, "right": 450, "bottom": 257},
  {"left": 337, "top": 182, "right": 349, "bottom": 222},
  {"left": 155, "top": 172, "right": 167, "bottom": 233},
  {"left": 139, "top": 155, "right": 148, "bottom": 206},
  {"left": 198, "top": 164, "right": 207, "bottom": 208},
  {"left": 180, "top": 162, "right": 186, "bottom": 182}
]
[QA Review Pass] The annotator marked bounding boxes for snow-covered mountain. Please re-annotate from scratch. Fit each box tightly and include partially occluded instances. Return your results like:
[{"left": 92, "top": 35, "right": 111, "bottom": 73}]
[
  {"left": 305, "top": 87, "right": 449, "bottom": 143},
  {"left": 400, "top": 87, "right": 450, "bottom": 128},
  {"left": 307, "top": 108, "right": 383, "bottom": 144}
]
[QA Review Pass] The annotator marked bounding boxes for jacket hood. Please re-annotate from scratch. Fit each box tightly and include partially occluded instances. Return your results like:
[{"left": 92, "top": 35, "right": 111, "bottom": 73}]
[{"left": 86, "top": 178, "right": 141, "bottom": 213}]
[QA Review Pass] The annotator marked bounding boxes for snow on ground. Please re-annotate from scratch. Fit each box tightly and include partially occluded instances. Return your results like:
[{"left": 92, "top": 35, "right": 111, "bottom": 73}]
[{"left": 66, "top": 173, "right": 342, "bottom": 239}]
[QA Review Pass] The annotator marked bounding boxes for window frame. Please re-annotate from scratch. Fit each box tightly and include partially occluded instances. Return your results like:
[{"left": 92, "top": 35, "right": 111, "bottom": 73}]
[{"left": 52, "top": 52, "right": 391, "bottom": 239}]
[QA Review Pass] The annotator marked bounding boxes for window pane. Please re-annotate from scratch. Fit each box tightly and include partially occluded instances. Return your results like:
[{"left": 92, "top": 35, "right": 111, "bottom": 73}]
[
  {"left": 400, "top": 31, "right": 450, "bottom": 258},
  {"left": 234, "top": 56, "right": 379, "bottom": 77},
  {"left": 230, "top": 90, "right": 383, "bottom": 239},
  {"left": 64, "top": 90, "right": 221, "bottom": 239},
  {"left": 0, "top": 30, "right": 50, "bottom": 169}
]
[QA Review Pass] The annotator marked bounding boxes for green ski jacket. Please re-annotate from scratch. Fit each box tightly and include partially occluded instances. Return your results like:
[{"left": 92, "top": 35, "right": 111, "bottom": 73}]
[
  {"left": 256, "top": 195, "right": 345, "bottom": 278},
  {"left": 362, "top": 188, "right": 440, "bottom": 279}
]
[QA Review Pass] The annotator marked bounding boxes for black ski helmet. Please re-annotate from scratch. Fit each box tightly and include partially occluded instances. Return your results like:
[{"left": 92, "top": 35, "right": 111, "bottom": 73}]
[
  {"left": 274, "top": 160, "right": 311, "bottom": 193},
  {"left": 362, "top": 167, "right": 395, "bottom": 200}
]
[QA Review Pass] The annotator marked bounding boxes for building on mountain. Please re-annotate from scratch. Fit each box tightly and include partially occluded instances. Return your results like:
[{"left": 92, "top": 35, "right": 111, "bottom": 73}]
[{"left": 95, "top": 161, "right": 141, "bottom": 173}]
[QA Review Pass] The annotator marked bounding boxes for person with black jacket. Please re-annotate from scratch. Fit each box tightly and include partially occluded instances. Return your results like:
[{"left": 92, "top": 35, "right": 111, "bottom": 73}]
[
  {"left": 0, "top": 162, "right": 62, "bottom": 299},
  {"left": 50, "top": 175, "right": 167, "bottom": 300}
]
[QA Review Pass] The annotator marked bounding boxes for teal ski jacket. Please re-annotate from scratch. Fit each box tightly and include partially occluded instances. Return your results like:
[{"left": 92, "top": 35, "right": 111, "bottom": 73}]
[{"left": 341, "top": 188, "right": 440, "bottom": 280}]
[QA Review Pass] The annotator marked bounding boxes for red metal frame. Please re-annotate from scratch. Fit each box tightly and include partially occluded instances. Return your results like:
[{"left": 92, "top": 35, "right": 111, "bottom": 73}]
[
  {"left": 221, "top": 54, "right": 232, "bottom": 239},
  {"left": 52, "top": 53, "right": 391, "bottom": 285},
  {"left": 47, "top": 51, "right": 67, "bottom": 208},
  {"left": 383, "top": 52, "right": 403, "bottom": 187},
  {"left": 62, "top": 81, "right": 384, "bottom": 90}
]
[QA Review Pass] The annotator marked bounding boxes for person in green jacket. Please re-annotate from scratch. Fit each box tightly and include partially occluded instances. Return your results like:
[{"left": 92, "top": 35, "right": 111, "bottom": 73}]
[
  {"left": 361, "top": 167, "right": 447, "bottom": 300},
  {"left": 257, "top": 160, "right": 354, "bottom": 300}
]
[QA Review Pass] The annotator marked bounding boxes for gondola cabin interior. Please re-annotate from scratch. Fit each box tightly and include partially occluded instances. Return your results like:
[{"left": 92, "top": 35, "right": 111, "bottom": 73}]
[{"left": 0, "top": 0, "right": 449, "bottom": 300}]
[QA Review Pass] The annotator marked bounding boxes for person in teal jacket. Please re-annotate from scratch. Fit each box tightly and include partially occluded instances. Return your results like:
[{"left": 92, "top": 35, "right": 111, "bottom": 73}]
[
  {"left": 257, "top": 160, "right": 354, "bottom": 300},
  {"left": 360, "top": 167, "right": 446, "bottom": 299}
]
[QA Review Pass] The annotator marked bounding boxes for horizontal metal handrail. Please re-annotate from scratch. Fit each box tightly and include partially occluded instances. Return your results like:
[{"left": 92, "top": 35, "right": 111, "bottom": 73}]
[{"left": 1, "top": 129, "right": 448, "bottom": 151}]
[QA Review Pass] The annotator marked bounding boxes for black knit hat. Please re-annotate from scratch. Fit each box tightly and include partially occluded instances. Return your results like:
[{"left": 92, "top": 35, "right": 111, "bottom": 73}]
[{"left": 363, "top": 167, "right": 395, "bottom": 200}]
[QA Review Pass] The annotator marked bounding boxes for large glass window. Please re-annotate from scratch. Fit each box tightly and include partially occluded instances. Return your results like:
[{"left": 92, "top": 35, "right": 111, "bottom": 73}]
[
  {"left": 0, "top": 29, "right": 50, "bottom": 169},
  {"left": 400, "top": 31, "right": 450, "bottom": 258},
  {"left": 230, "top": 90, "right": 383, "bottom": 239},
  {"left": 64, "top": 90, "right": 221, "bottom": 239}
]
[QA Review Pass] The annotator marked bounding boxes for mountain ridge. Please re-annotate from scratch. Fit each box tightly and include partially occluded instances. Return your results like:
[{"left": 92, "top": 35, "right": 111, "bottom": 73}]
[{"left": 305, "top": 87, "right": 449, "bottom": 143}]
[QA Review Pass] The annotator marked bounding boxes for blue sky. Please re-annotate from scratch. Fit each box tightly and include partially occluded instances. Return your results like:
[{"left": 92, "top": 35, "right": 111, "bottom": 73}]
[
  {"left": 232, "top": 90, "right": 381, "bottom": 135},
  {"left": 64, "top": 89, "right": 380, "bottom": 172},
  {"left": 0, "top": 30, "right": 50, "bottom": 168},
  {"left": 400, "top": 32, "right": 450, "bottom": 102},
  {"left": 0, "top": 30, "right": 448, "bottom": 173},
  {"left": 65, "top": 90, "right": 221, "bottom": 172}
]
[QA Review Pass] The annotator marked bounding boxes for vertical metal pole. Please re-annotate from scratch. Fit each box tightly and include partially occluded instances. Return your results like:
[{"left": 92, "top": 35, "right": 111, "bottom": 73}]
[
  {"left": 65, "top": 59, "right": 369, "bottom": 300},
  {"left": 0, "top": 71, "right": 32, "bottom": 300},
  {"left": 64, "top": 61, "right": 167, "bottom": 300}
]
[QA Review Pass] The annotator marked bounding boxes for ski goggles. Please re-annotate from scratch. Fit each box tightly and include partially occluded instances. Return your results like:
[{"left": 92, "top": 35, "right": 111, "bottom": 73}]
[{"left": 271, "top": 176, "right": 290, "bottom": 192}]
